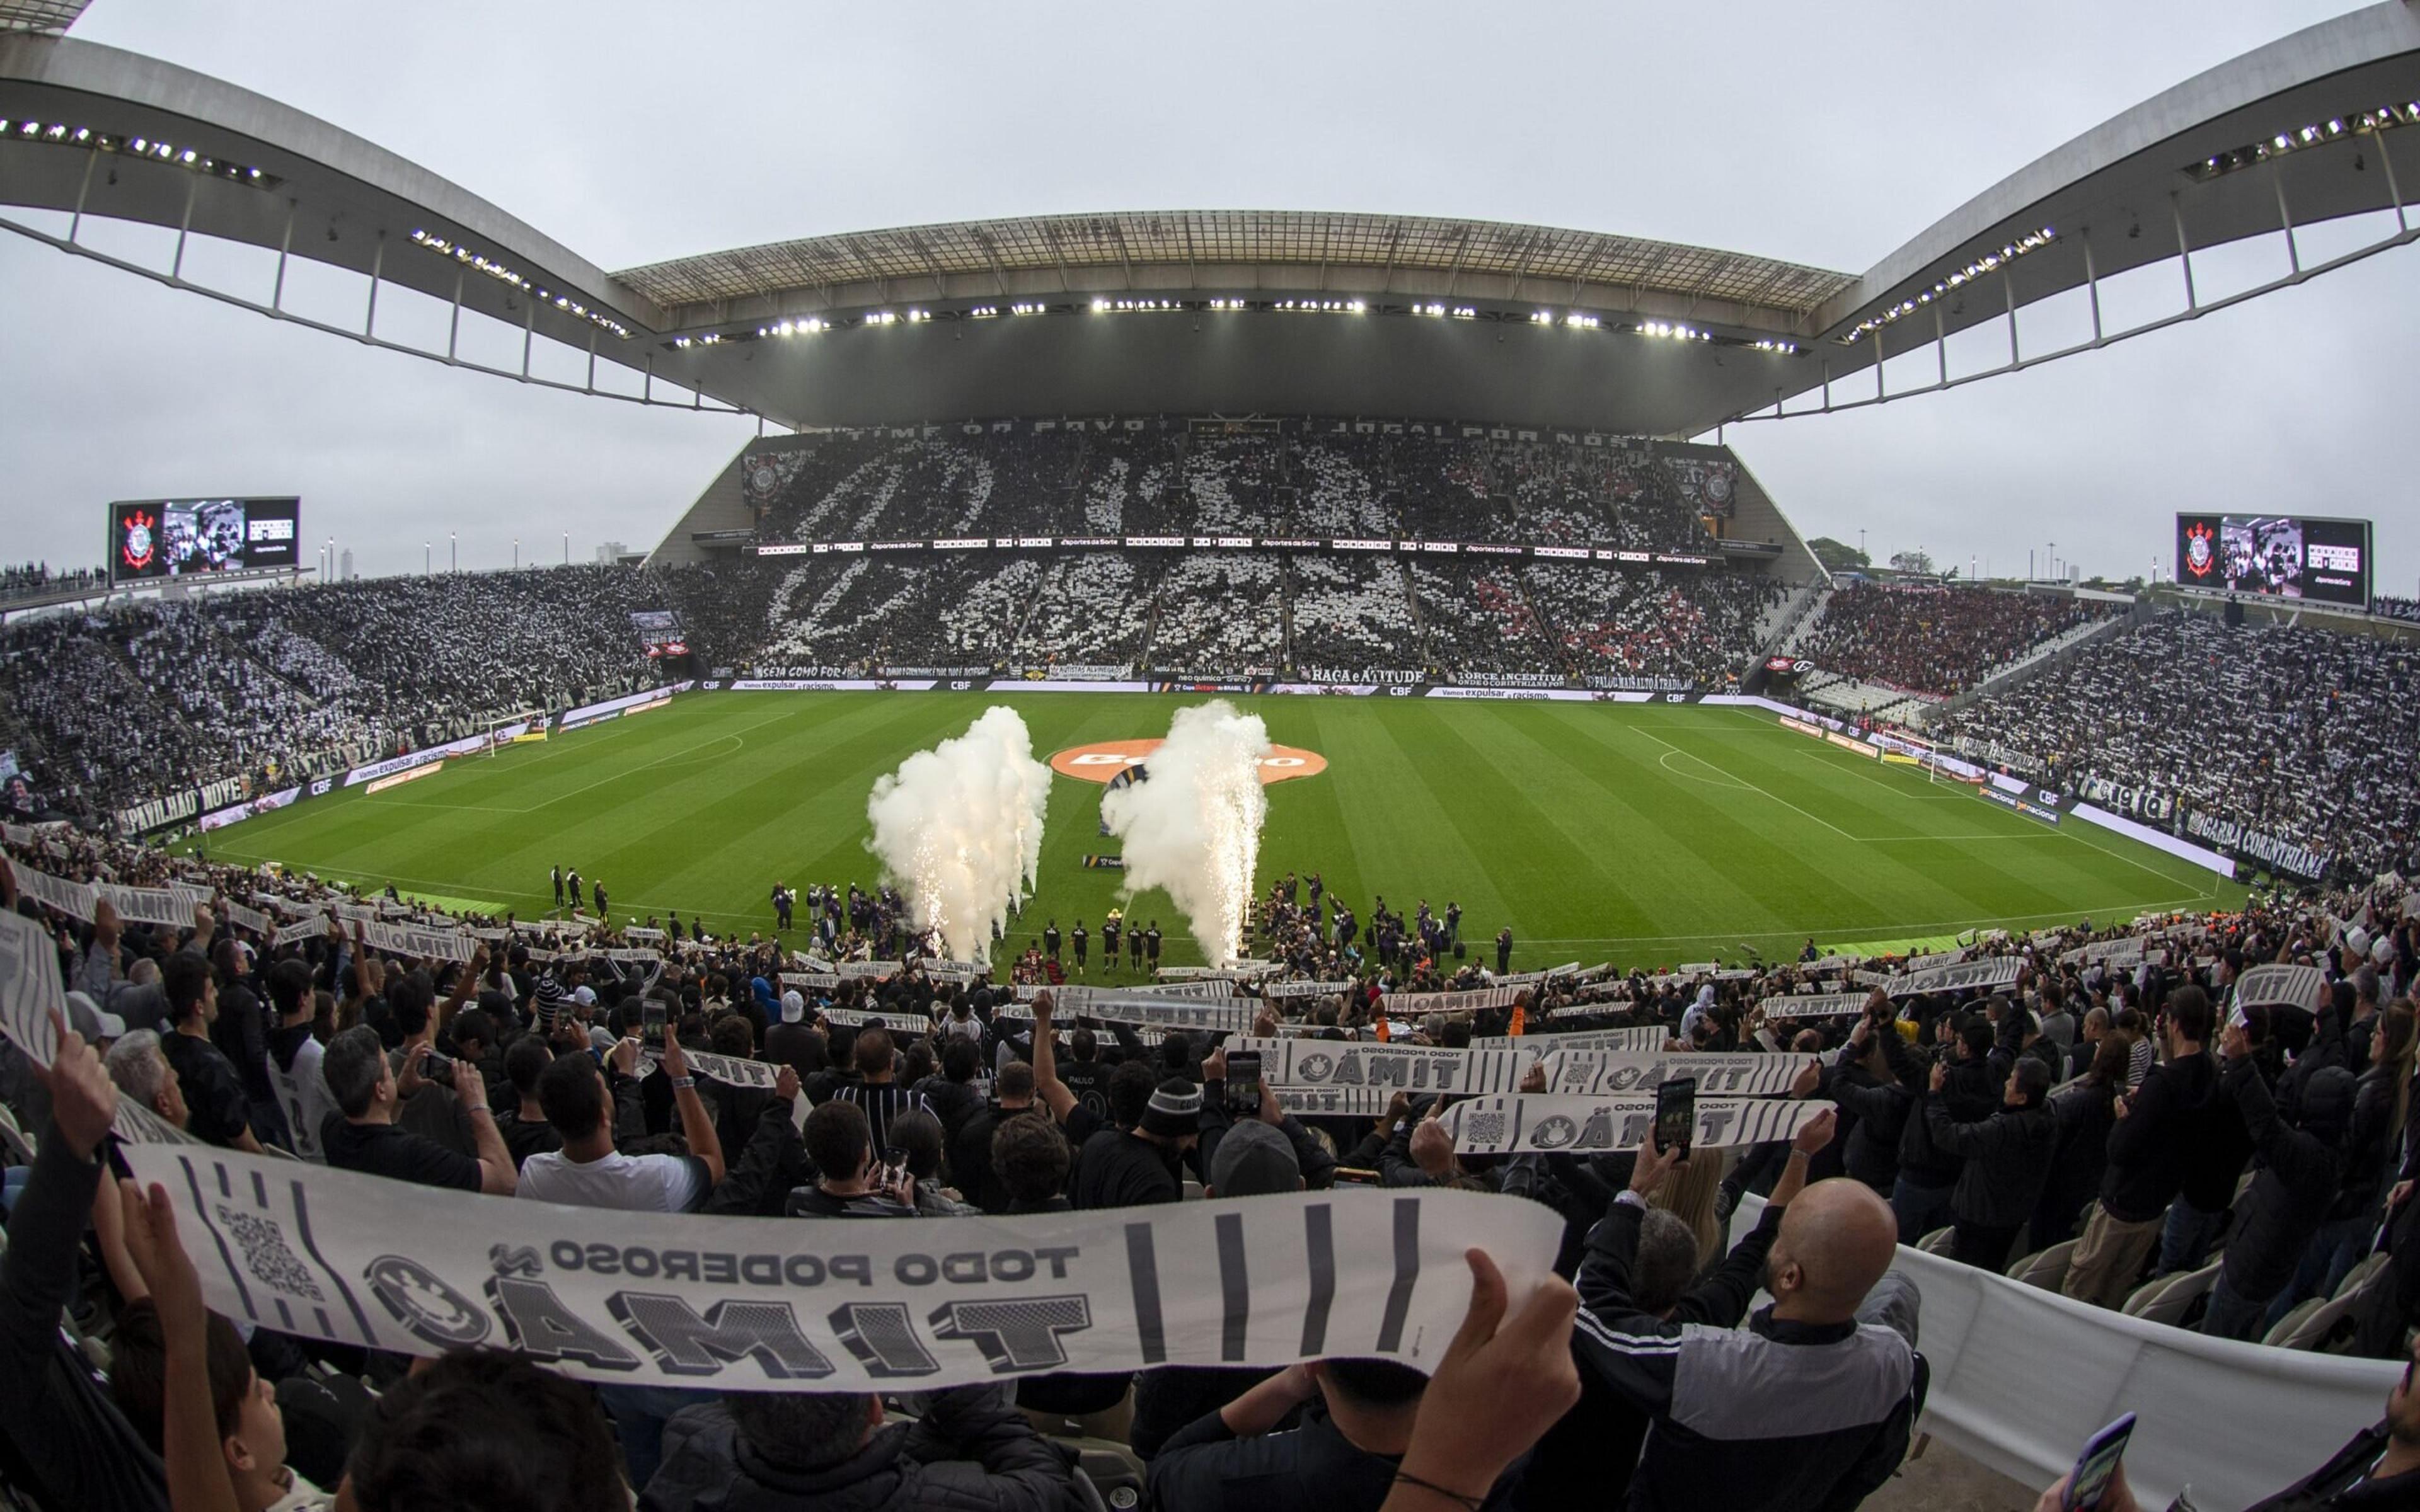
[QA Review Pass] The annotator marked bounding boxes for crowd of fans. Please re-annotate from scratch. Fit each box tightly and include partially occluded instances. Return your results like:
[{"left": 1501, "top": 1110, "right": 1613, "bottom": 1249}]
[
  {"left": 1794, "top": 584, "right": 2108, "bottom": 700},
  {"left": 2372, "top": 595, "right": 2420, "bottom": 625},
  {"left": 739, "top": 425, "right": 1731, "bottom": 554},
  {"left": 0, "top": 567, "right": 676, "bottom": 825},
  {"left": 4, "top": 828, "right": 2417, "bottom": 1511},
  {"left": 0, "top": 561, "right": 107, "bottom": 603},
  {"left": 1937, "top": 609, "right": 2420, "bottom": 879}
]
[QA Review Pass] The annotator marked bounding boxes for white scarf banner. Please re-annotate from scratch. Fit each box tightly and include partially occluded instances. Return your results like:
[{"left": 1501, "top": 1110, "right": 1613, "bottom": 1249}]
[
  {"left": 1756, "top": 992, "right": 1867, "bottom": 1021},
  {"left": 1482, "top": 1026, "right": 1668, "bottom": 1051},
  {"left": 1007, "top": 994, "right": 1252, "bottom": 1033},
  {"left": 333, "top": 903, "right": 379, "bottom": 924},
  {"left": 2235, "top": 963, "right": 2327, "bottom": 1014},
  {"left": 0, "top": 909, "right": 65, "bottom": 1069},
  {"left": 1378, "top": 986, "right": 1521, "bottom": 1018},
  {"left": 607, "top": 948, "right": 663, "bottom": 964},
  {"left": 1536, "top": 1050, "right": 1811, "bottom": 1098},
  {"left": 1439, "top": 1093, "right": 1824, "bottom": 1155},
  {"left": 1887, "top": 957, "right": 2023, "bottom": 999},
  {"left": 116, "top": 1143, "right": 1558, "bottom": 1393},
  {"left": 1260, "top": 980, "right": 1354, "bottom": 1001},
  {"left": 1494, "top": 963, "right": 1581, "bottom": 988},
  {"left": 274, "top": 915, "right": 329, "bottom": 948},
  {"left": 359, "top": 920, "right": 475, "bottom": 964},
  {"left": 226, "top": 901, "right": 276, "bottom": 938},
  {"left": 819, "top": 1007, "right": 939, "bottom": 1035},
  {"left": 98, "top": 884, "right": 192, "bottom": 929},
  {"left": 14, "top": 861, "right": 96, "bottom": 922},
  {"left": 1229, "top": 1038, "right": 1530, "bottom": 1097},
  {"left": 1016, "top": 982, "right": 1237, "bottom": 1005},
  {"left": 1274, "top": 1087, "right": 1407, "bottom": 1117},
  {"left": 779, "top": 972, "right": 841, "bottom": 992},
  {"left": 1158, "top": 963, "right": 1280, "bottom": 981}
]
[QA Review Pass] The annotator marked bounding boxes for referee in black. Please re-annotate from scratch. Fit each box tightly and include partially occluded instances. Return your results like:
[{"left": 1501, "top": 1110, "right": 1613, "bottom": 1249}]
[{"left": 1072, "top": 920, "right": 1089, "bottom": 976}]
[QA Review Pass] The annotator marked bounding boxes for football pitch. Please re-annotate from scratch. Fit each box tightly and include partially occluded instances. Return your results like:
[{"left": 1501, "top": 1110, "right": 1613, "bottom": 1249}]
[{"left": 188, "top": 692, "right": 2244, "bottom": 972}]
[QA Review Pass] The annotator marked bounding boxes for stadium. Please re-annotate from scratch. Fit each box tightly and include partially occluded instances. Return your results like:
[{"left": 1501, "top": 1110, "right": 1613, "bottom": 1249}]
[{"left": 1, "top": 4, "right": 2418, "bottom": 1512}]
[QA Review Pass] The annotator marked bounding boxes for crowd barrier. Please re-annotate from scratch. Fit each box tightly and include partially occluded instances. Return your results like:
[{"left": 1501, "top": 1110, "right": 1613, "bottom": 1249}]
[{"left": 1738, "top": 1194, "right": 2395, "bottom": 1512}]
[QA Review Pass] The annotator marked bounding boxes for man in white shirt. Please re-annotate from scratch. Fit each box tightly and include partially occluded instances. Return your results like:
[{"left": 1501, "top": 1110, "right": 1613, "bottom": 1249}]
[
  {"left": 512, "top": 1023, "right": 729, "bottom": 1488},
  {"left": 517, "top": 1026, "right": 727, "bottom": 1213}
]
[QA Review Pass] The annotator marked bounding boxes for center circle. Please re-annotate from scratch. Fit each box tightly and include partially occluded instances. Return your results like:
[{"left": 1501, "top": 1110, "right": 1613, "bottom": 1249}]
[{"left": 1049, "top": 738, "right": 1328, "bottom": 784}]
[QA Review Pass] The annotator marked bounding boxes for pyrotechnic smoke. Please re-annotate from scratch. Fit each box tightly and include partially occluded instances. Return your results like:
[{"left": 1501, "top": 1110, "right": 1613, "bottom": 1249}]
[
  {"left": 864, "top": 706, "right": 1050, "bottom": 963},
  {"left": 1102, "top": 700, "right": 1270, "bottom": 968}
]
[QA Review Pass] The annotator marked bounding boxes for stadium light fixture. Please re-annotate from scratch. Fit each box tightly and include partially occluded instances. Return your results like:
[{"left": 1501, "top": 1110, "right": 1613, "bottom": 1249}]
[
  {"left": 5, "top": 120, "right": 282, "bottom": 191},
  {"left": 865, "top": 311, "right": 898, "bottom": 325},
  {"left": 407, "top": 229, "right": 630, "bottom": 338},
  {"left": 1837, "top": 226, "right": 2056, "bottom": 345},
  {"left": 969, "top": 306, "right": 999, "bottom": 318},
  {"left": 1564, "top": 313, "right": 1601, "bottom": 329},
  {"left": 1010, "top": 302, "right": 1047, "bottom": 316},
  {"left": 2190, "top": 101, "right": 2418, "bottom": 182},
  {"left": 906, "top": 308, "right": 931, "bottom": 323},
  {"left": 1209, "top": 298, "right": 1247, "bottom": 311},
  {"left": 1531, "top": 311, "right": 1555, "bottom": 325}
]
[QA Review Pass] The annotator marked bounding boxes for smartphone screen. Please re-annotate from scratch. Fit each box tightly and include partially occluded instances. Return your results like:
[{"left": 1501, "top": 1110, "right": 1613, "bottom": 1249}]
[
  {"left": 1225, "top": 1051, "right": 1262, "bottom": 1113},
  {"left": 420, "top": 1050, "right": 452, "bottom": 1083},
  {"left": 643, "top": 1000, "right": 667, "bottom": 1033},
  {"left": 2063, "top": 1412, "right": 2136, "bottom": 1512},
  {"left": 881, "top": 1147, "right": 908, "bottom": 1186},
  {"left": 1653, "top": 1076, "right": 1697, "bottom": 1157}
]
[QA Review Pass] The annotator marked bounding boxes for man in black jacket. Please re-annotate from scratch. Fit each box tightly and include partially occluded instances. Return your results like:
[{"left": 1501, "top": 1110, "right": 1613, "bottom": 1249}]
[
  {"left": 1148, "top": 1358, "right": 1448, "bottom": 1512},
  {"left": 1516, "top": 1109, "right": 1837, "bottom": 1510},
  {"left": 1567, "top": 1128, "right": 1924, "bottom": 1512},
  {"left": 1886, "top": 1010, "right": 2002, "bottom": 1244},
  {"left": 2203, "top": 1020, "right": 2354, "bottom": 1341},
  {"left": 1923, "top": 1055, "right": 2056, "bottom": 1271},
  {"left": 644, "top": 1383, "right": 1071, "bottom": 1512},
  {"left": 1825, "top": 1008, "right": 1915, "bottom": 1196},
  {"left": 0, "top": 1017, "right": 172, "bottom": 1511},
  {"left": 2061, "top": 986, "right": 2216, "bottom": 1307}
]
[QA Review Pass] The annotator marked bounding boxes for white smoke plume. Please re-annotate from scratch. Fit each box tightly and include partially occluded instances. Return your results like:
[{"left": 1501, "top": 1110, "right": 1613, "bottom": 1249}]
[
  {"left": 864, "top": 706, "right": 1050, "bottom": 963},
  {"left": 1102, "top": 700, "right": 1270, "bottom": 968}
]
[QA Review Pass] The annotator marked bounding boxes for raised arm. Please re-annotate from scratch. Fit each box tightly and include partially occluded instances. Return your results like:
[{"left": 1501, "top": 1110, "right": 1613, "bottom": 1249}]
[
  {"left": 1029, "top": 995, "right": 1077, "bottom": 1122},
  {"left": 660, "top": 1026, "right": 726, "bottom": 1186}
]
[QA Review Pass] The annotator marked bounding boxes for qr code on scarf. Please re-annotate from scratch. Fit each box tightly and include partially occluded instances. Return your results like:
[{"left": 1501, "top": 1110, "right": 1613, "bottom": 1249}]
[
  {"left": 215, "top": 1206, "right": 324, "bottom": 1302},
  {"left": 1463, "top": 1112, "right": 1507, "bottom": 1147}
]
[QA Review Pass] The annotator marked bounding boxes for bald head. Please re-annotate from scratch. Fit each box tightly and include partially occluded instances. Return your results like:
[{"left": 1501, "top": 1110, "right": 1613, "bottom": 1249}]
[{"left": 1766, "top": 1178, "right": 1899, "bottom": 1326}]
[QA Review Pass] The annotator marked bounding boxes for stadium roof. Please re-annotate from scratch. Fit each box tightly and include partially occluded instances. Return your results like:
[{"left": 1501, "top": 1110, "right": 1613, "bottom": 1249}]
[
  {"left": 0, "top": 1, "right": 88, "bottom": 36},
  {"left": 3, "top": 4, "right": 2417, "bottom": 435},
  {"left": 614, "top": 212, "right": 1857, "bottom": 332}
]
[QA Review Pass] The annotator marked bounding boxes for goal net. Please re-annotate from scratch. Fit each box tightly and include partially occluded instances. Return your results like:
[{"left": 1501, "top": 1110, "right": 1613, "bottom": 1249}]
[{"left": 482, "top": 709, "right": 544, "bottom": 755}]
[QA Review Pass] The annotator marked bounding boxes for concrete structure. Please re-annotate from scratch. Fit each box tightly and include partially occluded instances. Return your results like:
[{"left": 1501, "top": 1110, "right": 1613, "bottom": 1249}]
[{"left": 3, "top": 6, "right": 2415, "bottom": 435}]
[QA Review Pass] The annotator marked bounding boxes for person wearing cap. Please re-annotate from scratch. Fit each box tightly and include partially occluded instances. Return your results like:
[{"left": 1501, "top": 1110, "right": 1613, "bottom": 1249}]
[
  {"left": 1129, "top": 1116, "right": 1314, "bottom": 1460},
  {"left": 1070, "top": 1063, "right": 1198, "bottom": 1211},
  {"left": 1199, "top": 1045, "right": 1337, "bottom": 1194},
  {"left": 65, "top": 989, "right": 127, "bottom": 1049}
]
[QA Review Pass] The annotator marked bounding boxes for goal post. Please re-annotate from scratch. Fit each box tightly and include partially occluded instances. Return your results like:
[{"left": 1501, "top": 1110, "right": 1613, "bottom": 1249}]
[{"left": 483, "top": 708, "right": 544, "bottom": 755}]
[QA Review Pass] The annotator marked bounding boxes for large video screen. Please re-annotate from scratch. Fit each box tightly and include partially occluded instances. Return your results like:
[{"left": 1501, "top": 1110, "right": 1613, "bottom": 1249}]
[
  {"left": 2175, "top": 512, "right": 2370, "bottom": 609},
  {"left": 110, "top": 498, "right": 301, "bottom": 582}
]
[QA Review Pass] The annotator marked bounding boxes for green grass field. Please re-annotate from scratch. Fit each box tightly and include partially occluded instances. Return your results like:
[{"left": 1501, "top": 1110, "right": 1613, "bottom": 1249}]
[{"left": 186, "top": 692, "right": 2243, "bottom": 973}]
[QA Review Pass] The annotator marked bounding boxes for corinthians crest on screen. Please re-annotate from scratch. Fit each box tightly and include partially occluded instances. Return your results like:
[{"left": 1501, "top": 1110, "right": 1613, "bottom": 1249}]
[
  {"left": 2182, "top": 520, "right": 2216, "bottom": 579},
  {"left": 119, "top": 508, "right": 158, "bottom": 571}
]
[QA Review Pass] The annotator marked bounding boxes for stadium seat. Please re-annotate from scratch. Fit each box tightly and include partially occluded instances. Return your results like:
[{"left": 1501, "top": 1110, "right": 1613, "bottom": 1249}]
[
  {"left": 1917, "top": 1227, "right": 1956, "bottom": 1256},
  {"left": 2123, "top": 1263, "right": 2221, "bottom": 1329},
  {"left": 1060, "top": 1441, "right": 1146, "bottom": 1512},
  {"left": 0, "top": 1103, "right": 33, "bottom": 1166},
  {"left": 2334, "top": 1252, "right": 2391, "bottom": 1302},
  {"left": 2261, "top": 1298, "right": 2324, "bottom": 1349},
  {"left": 2273, "top": 1292, "right": 2363, "bottom": 1353},
  {"left": 2006, "top": 1240, "right": 2077, "bottom": 1293}
]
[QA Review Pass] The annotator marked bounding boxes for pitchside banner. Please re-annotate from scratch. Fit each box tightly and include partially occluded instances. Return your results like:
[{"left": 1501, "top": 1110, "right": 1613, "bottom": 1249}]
[
  {"left": 1232, "top": 1038, "right": 1530, "bottom": 1096},
  {"left": 117, "top": 1143, "right": 1558, "bottom": 1393},
  {"left": 1441, "top": 1094, "right": 1824, "bottom": 1155},
  {"left": 1537, "top": 1050, "right": 1811, "bottom": 1097}
]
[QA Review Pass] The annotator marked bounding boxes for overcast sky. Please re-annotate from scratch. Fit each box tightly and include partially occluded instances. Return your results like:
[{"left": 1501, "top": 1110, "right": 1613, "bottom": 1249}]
[{"left": 3, "top": 0, "right": 2413, "bottom": 588}]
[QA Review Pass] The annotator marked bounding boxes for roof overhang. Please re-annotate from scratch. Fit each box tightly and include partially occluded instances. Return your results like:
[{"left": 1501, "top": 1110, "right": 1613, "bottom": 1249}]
[{"left": 1794, "top": 2, "right": 2420, "bottom": 412}]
